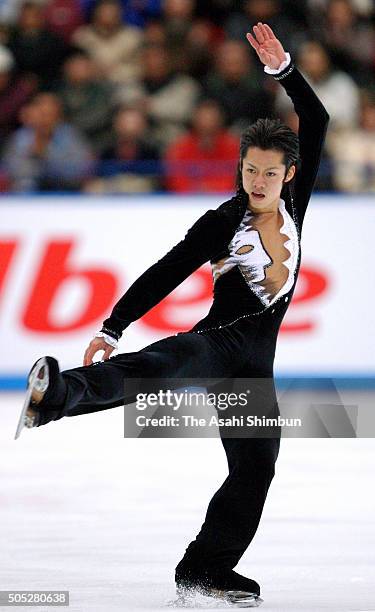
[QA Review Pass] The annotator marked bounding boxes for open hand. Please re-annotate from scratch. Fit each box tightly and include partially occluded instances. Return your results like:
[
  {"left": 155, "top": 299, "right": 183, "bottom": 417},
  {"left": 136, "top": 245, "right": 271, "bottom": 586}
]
[
  {"left": 246, "top": 22, "right": 287, "bottom": 70},
  {"left": 83, "top": 337, "right": 115, "bottom": 366}
]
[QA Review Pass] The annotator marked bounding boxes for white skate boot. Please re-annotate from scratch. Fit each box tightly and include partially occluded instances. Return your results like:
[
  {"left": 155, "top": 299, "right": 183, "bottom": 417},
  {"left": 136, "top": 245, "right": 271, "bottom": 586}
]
[
  {"left": 15, "top": 356, "right": 65, "bottom": 439},
  {"left": 15, "top": 357, "right": 49, "bottom": 439}
]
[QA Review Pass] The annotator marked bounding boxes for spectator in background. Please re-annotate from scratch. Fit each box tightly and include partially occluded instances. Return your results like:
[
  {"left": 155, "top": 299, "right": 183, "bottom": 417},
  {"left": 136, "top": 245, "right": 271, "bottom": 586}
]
[
  {"left": 2, "top": 92, "right": 92, "bottom": 191},
  {"left": 57, "top": 50, "right": 115, "bottom": 154},
  {"left": 143, "top": 19, "right": 167, "bottom": 45},
  {"left": 298, "top": 40, "right": 359, "bottom": 128},
  {"left": 159, "top": 0, "right": 224, "bottom": 78},
  {"left": 80, "top": 0, "right": 161, "bottom": 28},
  {"left": 85, "top": 106, "right": 161, "bottom": 193},
  {"left": 311, "top": 0, "right": 375, "bottom": 86},
  {"left": 0, "top": 45, "right": 37, "bottom": 146},
  {"left": 203, "top": 40, "right": 274, "bottom": 133},
  {"left": 7, "top": 1, "right": 69, "bottom": 87},
  {"left": 72, "top": 0, "right": 143, "bottom": 83},
  {"left": 116, "top": 44, "right": 200, "bottom": 150},
  {"left": 165, "top": 98, "right": 238, "bottom": 193},
  {"left": 275, "top": 40, "right": 359, "bottom": 130},
  {"left": 225, "top": 0, "right": 300, "bottom": 55},
  {"left": 183, "top": 17, "right": 224, "bottom": 81},
  {"left": 160, "top": 0, "right": 195, "bottom": 64},
  {"left": 144, "top": 1, "right": 223, "bottom": 79},
  {"left": 44, "top": 0, "right": 85, "bottom": 43},
  {"left": 160, "top": 0, "right": 195, "bottom": 41},
  {"left": 327, "top": 90, "right": 375, "bottom": 191}
]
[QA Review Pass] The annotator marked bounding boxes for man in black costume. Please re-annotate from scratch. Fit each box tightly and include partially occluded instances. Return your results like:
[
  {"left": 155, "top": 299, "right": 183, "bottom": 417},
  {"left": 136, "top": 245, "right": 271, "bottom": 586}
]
[{"left": 17, "top": 23, "right": 329, "bottom": 607}]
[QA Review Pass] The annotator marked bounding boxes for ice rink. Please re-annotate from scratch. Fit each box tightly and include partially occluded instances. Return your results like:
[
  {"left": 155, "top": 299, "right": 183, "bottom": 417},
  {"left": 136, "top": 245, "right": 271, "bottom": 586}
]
[{"left": 1, "top": 392, "right": 375, "bottom": 612}]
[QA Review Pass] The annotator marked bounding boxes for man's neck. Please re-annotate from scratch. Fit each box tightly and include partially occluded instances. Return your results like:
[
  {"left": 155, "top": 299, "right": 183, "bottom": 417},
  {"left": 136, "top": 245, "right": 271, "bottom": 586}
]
[{"left": 247, "top": 197, "right": 280, "bottom": 215}]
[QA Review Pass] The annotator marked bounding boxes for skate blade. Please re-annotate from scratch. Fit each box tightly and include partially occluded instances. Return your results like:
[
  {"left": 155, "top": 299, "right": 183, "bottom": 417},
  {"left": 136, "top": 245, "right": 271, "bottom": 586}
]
[
  {"left": 14, "top": 357, "right": 47, "bottom": 440},
  {"left": 167, "top": 589, "right": 263, "bottom": 608},
  {"left": 225, "top": 590, "right": 263, "bottom": 607}
]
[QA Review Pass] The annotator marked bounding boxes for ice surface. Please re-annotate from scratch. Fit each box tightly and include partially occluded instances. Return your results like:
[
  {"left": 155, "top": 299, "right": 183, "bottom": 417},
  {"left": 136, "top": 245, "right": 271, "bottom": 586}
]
[{"left": 1, "top": 393, "right": 375, "bottom": 612}]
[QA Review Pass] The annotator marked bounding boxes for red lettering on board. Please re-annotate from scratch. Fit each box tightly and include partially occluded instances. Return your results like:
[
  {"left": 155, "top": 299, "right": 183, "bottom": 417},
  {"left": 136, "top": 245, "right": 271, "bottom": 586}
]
[
  {"left": 22, "top": 241, "right": 119, "bottom": 333},
  {"left": 0, "top": 240, "right": 17, "bottom": 300},
  {"left": 142, "top": 266, "right": 329, "bottom": 335},
  {"left": 280, "top": 267, "right": 329, "bottom": 333},
  {"left": 142, "top": 267, "right": 212, "bottom": 333}
]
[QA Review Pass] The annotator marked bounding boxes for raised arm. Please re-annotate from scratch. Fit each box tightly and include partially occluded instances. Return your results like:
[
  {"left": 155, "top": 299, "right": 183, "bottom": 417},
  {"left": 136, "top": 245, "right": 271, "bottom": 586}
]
[
  {"left": 247, "top": 23, "right": 330, "bottom": 225},
  {"left": 83, "top": 209, "right": 233, "bottom": 364}
]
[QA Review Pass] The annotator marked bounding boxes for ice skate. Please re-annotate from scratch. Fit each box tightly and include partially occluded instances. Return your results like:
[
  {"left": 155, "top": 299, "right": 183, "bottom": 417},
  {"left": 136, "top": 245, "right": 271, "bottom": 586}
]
[
  {"left": 172, "top": 567, "right": 263, "bottom": 608},
  {"left": 170, "top": 584, "right": 262, "bottom": 608},
  {"left": 221, "top": 590, "right": 263, "bottom": 607},
  {"left": 14, "top": 356, "right": 66, "bottom": 439}
]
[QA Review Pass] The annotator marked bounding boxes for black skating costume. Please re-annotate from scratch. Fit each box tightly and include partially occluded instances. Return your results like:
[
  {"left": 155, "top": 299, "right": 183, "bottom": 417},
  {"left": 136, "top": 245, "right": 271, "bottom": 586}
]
[{"left": 36, "top": 58, "right": 329, "bottom": 595}]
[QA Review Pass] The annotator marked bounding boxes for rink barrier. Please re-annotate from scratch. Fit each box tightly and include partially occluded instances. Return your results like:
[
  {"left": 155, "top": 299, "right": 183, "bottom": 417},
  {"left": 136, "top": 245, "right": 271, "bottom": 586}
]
[
  {"left": 2, "top": 194, "right": 374, "bottom": 380},
  {"left": 1, "top": 375, "right": 375, "bottom": 391}
]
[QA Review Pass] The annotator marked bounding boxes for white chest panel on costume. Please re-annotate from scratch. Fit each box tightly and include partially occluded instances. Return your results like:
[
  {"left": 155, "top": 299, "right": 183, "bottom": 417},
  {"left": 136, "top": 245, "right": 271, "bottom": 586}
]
[{"left": 212, "top": 199, "right": 299, "bottom": 306}]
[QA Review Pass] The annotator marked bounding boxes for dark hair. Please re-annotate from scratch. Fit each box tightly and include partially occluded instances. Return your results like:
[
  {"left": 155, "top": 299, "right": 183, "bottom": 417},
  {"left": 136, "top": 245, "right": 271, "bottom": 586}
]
[{"left": 236, "top": 118, "right": 300, "bottom": 191}]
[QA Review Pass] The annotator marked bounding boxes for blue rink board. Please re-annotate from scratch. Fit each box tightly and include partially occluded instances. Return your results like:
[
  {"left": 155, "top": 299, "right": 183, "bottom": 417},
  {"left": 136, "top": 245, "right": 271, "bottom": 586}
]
[{"left": 1, "top": 374, "right": 375, "bottom": 391}]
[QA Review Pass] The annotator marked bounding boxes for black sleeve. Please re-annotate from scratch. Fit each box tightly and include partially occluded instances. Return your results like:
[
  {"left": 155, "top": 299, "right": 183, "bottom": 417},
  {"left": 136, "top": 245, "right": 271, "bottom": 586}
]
[
  {"left": 275, "top": 62, "right": 330, "bottom": 225},
  {"left": 101, "top": 209, "right": 233, "bottom": 339}
]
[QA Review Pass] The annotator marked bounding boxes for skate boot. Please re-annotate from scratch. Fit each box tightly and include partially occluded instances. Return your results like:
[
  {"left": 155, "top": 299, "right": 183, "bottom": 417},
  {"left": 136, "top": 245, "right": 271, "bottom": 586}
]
[
  {"left": 174, "top": 565, "right": 263, "bottom": 608},
  {"left": 15, "top": 356, "right": 67, "bottom": 439}
]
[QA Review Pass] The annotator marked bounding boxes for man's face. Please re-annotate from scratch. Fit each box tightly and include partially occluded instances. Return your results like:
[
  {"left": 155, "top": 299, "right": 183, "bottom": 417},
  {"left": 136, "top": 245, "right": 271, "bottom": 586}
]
[
  {"left": 241, "top": 147, "right": 295, "bottom": 212},
  {"left": 64, "top": 56, "right": 94, "bottom": 85},
  {"left": 115, "top": 109, "right": 146, "bottom": 139},
  {"left": 192, "top": 103, "right": 223, "bottom": 137},
  {"left": 216, "top": 41, "right": 250, "bottom": 82},
  {"left": 142, "top": 47, "right": 169, "bottom": 81},
  {"left": 26, "top": 94, "right": 62, "bottom": 133},
  {"left": 94, "top": 1, "right": 121, "bottom": 29},
  {"left": 299, "top": 43, "right": 329, "bottom": 81},
  {"left": 19, "top": 5, "right": 44, "bottom": 30}
]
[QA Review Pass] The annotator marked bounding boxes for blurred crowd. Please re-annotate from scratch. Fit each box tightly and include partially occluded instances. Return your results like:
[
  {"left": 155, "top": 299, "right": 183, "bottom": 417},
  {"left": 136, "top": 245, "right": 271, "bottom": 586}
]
[{"left": 1, "top": 0, "right": 375, "bottom": 194}]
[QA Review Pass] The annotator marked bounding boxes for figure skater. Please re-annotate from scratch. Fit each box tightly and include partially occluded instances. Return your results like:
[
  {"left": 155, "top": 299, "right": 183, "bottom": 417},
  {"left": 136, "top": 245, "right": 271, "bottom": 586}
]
[{"left": 16, "top": 23, "right": 329, "bottom": 607}]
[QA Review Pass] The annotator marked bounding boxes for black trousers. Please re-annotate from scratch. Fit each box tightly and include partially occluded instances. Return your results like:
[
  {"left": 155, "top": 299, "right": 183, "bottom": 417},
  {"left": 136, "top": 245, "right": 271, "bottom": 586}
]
[{"left": 58, "top": 319, "right": 280, "bottom": 571}]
